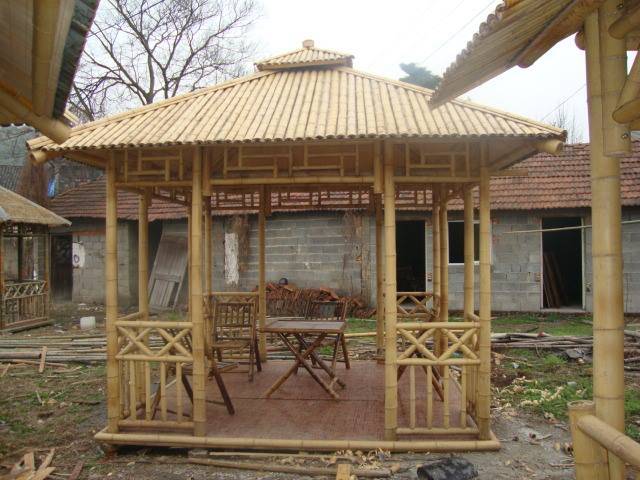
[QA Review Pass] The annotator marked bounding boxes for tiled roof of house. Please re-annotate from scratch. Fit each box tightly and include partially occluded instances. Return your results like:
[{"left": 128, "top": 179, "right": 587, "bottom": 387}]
[
  {"left": 0, "top": 165, "right": 23, "bottom": 191},
  {"left": 47, "top": 142, "right": 640, "bottom": 221}
]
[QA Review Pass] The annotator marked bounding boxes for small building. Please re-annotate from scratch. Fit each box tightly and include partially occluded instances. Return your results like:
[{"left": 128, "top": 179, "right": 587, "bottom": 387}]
[
  {"left": 0, "top": 186, "right": 70, "bottom": 331},
  {"left": 48, "top": 142, "right": 640, "bottom": 313}
]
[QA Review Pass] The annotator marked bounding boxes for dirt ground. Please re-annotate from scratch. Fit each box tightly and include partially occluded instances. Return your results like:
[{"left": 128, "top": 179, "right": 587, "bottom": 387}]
[{"left": 0, "top": 305, "right": 590, "bottom": 479}]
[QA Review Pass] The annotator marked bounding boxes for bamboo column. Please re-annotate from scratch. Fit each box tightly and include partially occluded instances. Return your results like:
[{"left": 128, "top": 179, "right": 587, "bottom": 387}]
[
  {"left": 105, "top": 154, "right": 120, "bottom": 433},
  {"left": 0, "top": 230, "right": 4, "bottom": 329},
  {"left": 204, "top": 198, "right": 212, "bottom": 355},
  {"left": 137, "top": 189, "right": 150, "bottom": 404},
  {"left": 258, "top": 185, "right": 267, "bottom": 361},
  {"left": 374, "top": 141, "right": 385, "bottom": 358},
  {"left": 463, "top": 185, "right": 476, "bottom": 411},
  {"left": 382, "top": 142, "right": 398, "bottom": 441},
  {"left": 138, "top": 189, "right": 150, "bottom": 317},
  {"left": 438, "top": 185, "right": 449, "bottom": 366},
  {"left": 568, "top": 401, "right": 609, "bottom": 479},
  {"left": 44, "top": 232, "right": 51, "bottom": 320},
  {"left": 586, "top": 7, "right": 626, "bottom": 479},
  {"left": 190, "top": 148, "right": 207, "bottom": 437},
  {"left": 477, "top": 146, "right": 492, "bottom": 440},
  {"left": 432, "top": 189, "right": 441, "bottom": 305}
]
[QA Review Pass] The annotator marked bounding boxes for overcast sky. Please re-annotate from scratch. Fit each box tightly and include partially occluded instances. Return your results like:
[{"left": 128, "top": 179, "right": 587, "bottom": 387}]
[{"left": 248, "top": 0, "right": 589, "bottom": 142}]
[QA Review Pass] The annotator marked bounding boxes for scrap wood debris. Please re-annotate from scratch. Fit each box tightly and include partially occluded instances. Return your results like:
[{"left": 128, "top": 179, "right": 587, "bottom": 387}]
[
  {"left": 265, "top": 282, "right": 375, "bottom": 318},
  {"left": 0, "top": 449, "right": 56, "bottom": 480}
]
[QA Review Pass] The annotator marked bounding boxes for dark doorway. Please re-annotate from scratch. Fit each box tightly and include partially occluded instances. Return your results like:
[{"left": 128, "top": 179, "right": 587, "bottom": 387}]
[
  {"left": 542, "top": 217, "right": 583, "bottom": 309},
  {"left": 396, "top": 221, "right": 425, "bottom": 291},
  {"left": 51, "top": 234, "right": 72, "bottom": 301}
]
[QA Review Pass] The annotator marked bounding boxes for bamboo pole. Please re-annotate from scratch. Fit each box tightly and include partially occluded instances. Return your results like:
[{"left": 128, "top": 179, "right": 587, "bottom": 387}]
[
  {"left": 587, "top": 7, "right": 626, "bottom": 479},
  {"left": 613, "top": 52, "right": 640, "bottom": 124},
  {"left": 383, "top": 141, "right": 398, "bottom": 441},
  {"left": 432, "top": 189, "right": 441, "bottom": 304},
  {"left": 258, "top": 185, "right": 267, "bottom": 361},
  {"left": 374, "top": 141, "right": 385, "bottom": 358},
  {"left": 0, "top": 230, "right": 4, "bottom": 330},
  {"left": 137, "top": 189, "right": 150, "bottom": 404},
  {"left": 568, "top": 401, "right": 609, "bottom": 480},
  {"left": 190, "top": 148, "right": 207, "bottom": 437},
  {"left": 463, "top": 185, "right": 476, "bottom": 412},
  {"left": 477, "top": 144, "right": 492, "bottom": 440},
  {"left": 105, "top": 154, "right": 120, "bottom": 433},
  {"left": 438, "top": 185, "right": 449, "bottom": 365},
  {"left": 600, "top": 0, "right": 630, "bottom": 156},
  {"left": 204, "top": 195, "right": 212, "bottom": 357}
]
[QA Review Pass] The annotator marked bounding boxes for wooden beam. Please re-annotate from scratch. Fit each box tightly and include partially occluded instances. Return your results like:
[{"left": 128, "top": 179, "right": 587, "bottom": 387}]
[
  {"left": 382, "top": 142, "right": 398, "bottom": 442},
  {"left": 609, "top": 3, "right": 640, "bottom": 39}
]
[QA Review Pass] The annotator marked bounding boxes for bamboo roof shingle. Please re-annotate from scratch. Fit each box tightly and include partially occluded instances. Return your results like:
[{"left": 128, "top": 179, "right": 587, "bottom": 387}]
[
  {"left": 431, "top": 0, "right": 604, "bottom": 105},
  {"left": 28, "top": 42, "right": 562, "bottom": 154},
  {"left": 256, "top": 40, "right": 354, "bottom": 70},
  {"left": 0, "top": 186, "right": 70, "bottom": 226}
]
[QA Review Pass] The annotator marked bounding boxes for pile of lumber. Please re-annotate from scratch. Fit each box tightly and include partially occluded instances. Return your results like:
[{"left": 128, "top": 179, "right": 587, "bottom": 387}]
[{"left": 265, "top": 283, "right": 374, "bottom": 318}]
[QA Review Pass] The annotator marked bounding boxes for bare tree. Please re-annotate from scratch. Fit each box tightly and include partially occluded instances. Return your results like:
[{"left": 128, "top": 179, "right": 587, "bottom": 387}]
[
  {"left": 70, "top": 0, "right": 258, "bottom": 121},
  {"left": 549, "top": 105, "right": 584, "bottom": 144}
]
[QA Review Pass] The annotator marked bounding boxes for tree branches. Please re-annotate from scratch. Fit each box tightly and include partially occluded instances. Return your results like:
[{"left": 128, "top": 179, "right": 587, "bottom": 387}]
[{"left": 70, "top": 0, "right": 258, "bottom": 121}]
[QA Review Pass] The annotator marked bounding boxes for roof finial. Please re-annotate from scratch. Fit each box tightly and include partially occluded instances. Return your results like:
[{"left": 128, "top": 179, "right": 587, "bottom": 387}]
[{"left": 302, "top": 39, "right": 314, "bottom": 49}]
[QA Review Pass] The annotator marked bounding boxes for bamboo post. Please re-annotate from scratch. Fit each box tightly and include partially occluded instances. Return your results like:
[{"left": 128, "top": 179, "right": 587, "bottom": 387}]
[
  {"left": 438, "top": 185, "right": 449, "bottom": 368},
  {"left": 204, "top": 196, "right": 212, "bottom": 356},
  {"left": 44, "top": 232, "right": 51, "bottom": 321},
  {"left": 190, "top": 148, "right": 207, "bottom": 437},
  {"left": 568, "top": 401, "right": 609, "bottom": 480},
  {"left": 105, "top": 154, "right": 120, "bottom": 433},
  {"left": 258, "top": 185, "right": 267, "bottom": 361},
  {"left": 137, "top": 189, "right": 150, "bottom": 403},
  {"left": 374, "top": 141, "right": 385, "bottom": 358},
  {"left": 586, "top": 7, "right": 626, "bottom": 479},
  {"left": 477, "top": 145, "right": 492, "bottom": 440},
  {"left": 0, "top": 229, "right": 4, "bottom": 330},
  {"left": 463, "top": 185, "right": 476, "bottom": 410},
  {"left": 599, "top": 0, "right": 630, "bottom": 157},
  {"left": 138, "top": 190, "right": 150, "bottom": 317},
  {"left": 382, "top": 142, "right": 398, "bottom": 441},
  {"left": 432, "top": 189, "right": 441, "bottom": 305}
]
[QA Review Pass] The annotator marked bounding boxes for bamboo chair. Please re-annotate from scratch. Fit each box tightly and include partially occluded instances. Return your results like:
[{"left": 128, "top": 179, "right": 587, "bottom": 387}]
[
  {"left": 303, "top": 300, "right": 350, "bottom": 370},
  {"left": 212, "top": 301, "right": 261, "bottom": 381}
]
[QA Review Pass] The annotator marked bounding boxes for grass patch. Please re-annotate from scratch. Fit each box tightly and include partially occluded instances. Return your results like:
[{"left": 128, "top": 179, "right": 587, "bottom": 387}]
[
  {"left": 346, "top": 318, "right": 376, "bottom": 334},
  {"left": 496, "top": 349, "right": 640, "bottom": 440},
  {"left": 493, "top": 313, "right": 593, "bottom": 336}
]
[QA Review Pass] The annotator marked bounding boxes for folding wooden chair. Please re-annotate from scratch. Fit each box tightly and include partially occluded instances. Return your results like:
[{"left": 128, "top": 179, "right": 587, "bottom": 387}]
[
  {"left": 304, "top": 300, "right": 350, "bottom": 370},
  {"left": 212, "top": 301, "right": 261, "bottom": 381}
]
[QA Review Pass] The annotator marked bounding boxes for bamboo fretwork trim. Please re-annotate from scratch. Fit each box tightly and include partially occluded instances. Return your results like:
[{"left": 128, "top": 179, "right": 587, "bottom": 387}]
[
  {"left": 396, "top": 292, "right": 440, "bottom": 320},
  {"left": 1, "top": 280, "right": 48, "bottom": 329},
  {"left": 395, "top": 322, "right": 480, "bottom": 436}
]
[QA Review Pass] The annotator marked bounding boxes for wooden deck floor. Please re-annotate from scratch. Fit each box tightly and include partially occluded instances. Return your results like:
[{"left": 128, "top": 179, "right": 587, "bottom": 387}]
[{"left": 175, "top": 360, "right": 472, "bottom": 441}]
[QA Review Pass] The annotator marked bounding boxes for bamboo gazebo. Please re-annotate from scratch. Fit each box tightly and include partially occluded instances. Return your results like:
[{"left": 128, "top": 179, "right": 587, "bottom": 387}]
[
  {"left": 28, "top": 40, "right": 563, "bottom": 452},
  {"left": 431, "top": 0, "right": 640, "bottom": 477},
  {"left": 0, "top": 186, "right": 70, "bottom": 331}
]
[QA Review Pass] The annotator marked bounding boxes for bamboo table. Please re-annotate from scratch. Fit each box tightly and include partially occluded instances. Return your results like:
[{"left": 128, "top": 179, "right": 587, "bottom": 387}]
[{"left": 261, "top": 319, "right": 346, "bottom": 399}]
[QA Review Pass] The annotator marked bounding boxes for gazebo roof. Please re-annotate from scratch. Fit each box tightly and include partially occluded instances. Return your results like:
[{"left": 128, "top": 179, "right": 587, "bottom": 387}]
[
  {"left": 0, "top": 186, "right": 70, "bottom": 227},
  {"left": 431, "top": 0, "right": 604, "bottom": 105},
  {"left": 255, "top": 40, "right": 354, "bottom": 70},
  {"left": 28, "top": 42, "right": 563, "bottom": 154}
]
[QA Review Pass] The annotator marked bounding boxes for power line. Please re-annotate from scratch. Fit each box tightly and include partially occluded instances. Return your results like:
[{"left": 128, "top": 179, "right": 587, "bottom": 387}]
[
  {"left": 540, "top": 83, "right": 586, "bottom": 121},
  {"left": 418, "top": 0, "right": 498, "bottom": 66}
]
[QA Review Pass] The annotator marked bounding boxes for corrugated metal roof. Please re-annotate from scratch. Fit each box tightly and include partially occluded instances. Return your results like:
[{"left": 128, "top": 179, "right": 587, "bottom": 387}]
[
  {"left": 0, "top": 186, "right": 70, "bottom": 226},
  {"left": 29, "top": 47, "right": 563, "bottom": 153},
  {"left": 432, "top": 0, "right": 604, "bottom": 104},
  {"left": 256, "top": 40, "right": 353, "bottom": 70}
]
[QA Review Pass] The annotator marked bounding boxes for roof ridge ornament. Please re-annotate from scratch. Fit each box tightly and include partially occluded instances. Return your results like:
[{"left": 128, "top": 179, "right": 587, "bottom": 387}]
[{"left": 255, "top": 41, "right": 353, "bottom": 71}]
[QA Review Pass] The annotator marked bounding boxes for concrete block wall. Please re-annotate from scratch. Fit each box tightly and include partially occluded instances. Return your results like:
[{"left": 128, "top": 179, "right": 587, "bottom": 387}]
[
  {"left": 209, "top": 211, "right": 369, "bottom": 299},
  {"left": 54, "top": 219, "right": 137, "bottom": 306}
]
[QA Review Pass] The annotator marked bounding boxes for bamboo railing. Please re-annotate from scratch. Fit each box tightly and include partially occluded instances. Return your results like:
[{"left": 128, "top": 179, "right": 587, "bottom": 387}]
[
  {"left": 395, "top": 321, "right": 480, "bottom": 436},
  {"left": 1, "top": 280, "right": 48, "bottom": 331},
  {"left": 396, "top": 292, "right": 439, "bottom": 320}
]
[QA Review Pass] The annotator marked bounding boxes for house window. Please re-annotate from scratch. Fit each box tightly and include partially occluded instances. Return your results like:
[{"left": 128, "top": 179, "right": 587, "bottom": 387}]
[{"left": 448, "top": 221, "right": 479, "bottom": 264}]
